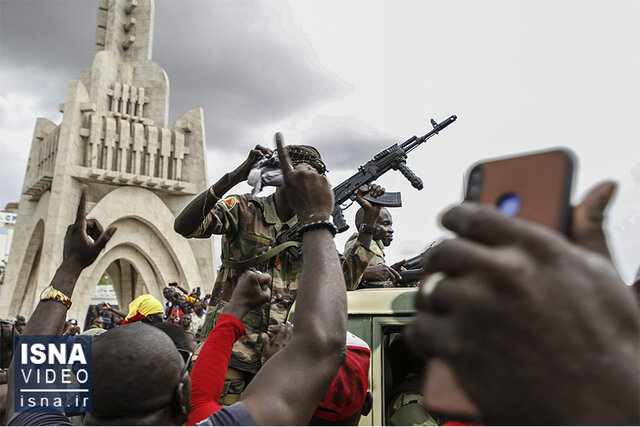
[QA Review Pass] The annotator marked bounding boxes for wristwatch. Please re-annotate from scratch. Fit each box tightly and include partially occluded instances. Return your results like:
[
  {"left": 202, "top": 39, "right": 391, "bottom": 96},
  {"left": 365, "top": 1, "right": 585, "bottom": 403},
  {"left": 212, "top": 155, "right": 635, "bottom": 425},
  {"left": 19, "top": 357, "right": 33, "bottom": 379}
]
[
  {"left": 358, "top": 223, "right": 380, "bottom": 235},
  {"left": 40, "top": 285, "right": 72, "bottom": 309}
]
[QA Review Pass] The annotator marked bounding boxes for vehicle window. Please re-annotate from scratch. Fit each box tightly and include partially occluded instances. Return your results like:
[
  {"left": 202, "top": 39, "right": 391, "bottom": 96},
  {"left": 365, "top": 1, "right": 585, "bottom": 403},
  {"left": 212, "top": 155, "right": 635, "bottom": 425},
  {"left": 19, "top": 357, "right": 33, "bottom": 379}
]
[{"left": 382, "top": 326, "right": 447, "bottom": 426}]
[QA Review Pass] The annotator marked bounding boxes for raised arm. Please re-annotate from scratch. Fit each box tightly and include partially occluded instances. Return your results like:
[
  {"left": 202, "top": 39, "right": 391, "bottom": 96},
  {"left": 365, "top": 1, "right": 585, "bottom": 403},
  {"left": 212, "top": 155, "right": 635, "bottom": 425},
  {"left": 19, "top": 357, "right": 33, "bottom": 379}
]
[
  {"left": 188, "top": 271, "right": 271, "bottom": 425},
  {"left": 354, "top": 184, "right": 383, "bottom": 249},
  {"left": 171, "top": 282, "right": 190, "bottom": 296},
  {"left": 341, "top": 185, "right": 383, "bottom": 290},
  {"left": 174, "top": 145, "right": 272, "bottom": 237},
  {"left": 101, "top": 302, "right": 126, "bottom": 319},
  {"left": 407, "top": 183, "right": 639, "bottom": 425},
  {"left": 241, "top": 133, "right": 347, "bottom": 426},
  {"left": 7, "top": 186, "right": 115, "bottom": 420}
]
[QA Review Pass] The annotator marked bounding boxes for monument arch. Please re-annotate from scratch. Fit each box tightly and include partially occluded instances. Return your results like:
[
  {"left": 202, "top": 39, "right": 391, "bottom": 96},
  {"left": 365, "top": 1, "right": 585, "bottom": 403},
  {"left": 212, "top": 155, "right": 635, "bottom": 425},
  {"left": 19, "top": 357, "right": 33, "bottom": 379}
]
[{"left": 0, "top": 0, "right": 215, "bottom": 320}]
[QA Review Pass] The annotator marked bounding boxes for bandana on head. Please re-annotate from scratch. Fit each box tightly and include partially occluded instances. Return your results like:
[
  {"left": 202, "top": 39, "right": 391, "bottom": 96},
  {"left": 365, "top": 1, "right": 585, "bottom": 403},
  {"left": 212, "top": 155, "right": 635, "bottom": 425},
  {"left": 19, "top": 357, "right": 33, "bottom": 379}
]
[
  {"left": 121, "top": 294, "right": 164, "bottom": 325},
  {"left": 247, "top": 145, "right": 326, "bottom": 195}
]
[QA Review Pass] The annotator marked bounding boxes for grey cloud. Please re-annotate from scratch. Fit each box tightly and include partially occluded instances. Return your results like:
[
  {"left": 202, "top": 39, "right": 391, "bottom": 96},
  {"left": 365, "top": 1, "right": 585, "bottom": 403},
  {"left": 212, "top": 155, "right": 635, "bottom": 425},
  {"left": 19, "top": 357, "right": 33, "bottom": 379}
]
[
  {"left": 0, "top": 155, "right": 28, "bottom": 209},
  {"left": 0, "top": 0, "right": 351, "bottom": 206},
  {"left": 1, "top": 1, "right": 350, "bottom": 151},
  {"left": 152, "top": 2, "right": 349, "bottom": 150},
  {"left": 298, "top": 115, "right": 398, "bottom": 170},
  {"left": 0, "top": 0, "right": 97, "bottom": 75},
  {"left": 0, "top": 1, "right": 405, "bottom": 206},
  {"left": 0, "top": 65, "right": 66, "bottom": 122}
]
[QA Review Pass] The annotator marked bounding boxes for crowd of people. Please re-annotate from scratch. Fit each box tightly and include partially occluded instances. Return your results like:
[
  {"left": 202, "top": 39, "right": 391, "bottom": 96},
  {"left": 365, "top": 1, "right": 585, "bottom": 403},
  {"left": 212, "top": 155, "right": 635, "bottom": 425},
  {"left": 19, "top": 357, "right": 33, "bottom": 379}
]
[{"left": 0, "top": 133, "right": 638, "bottom": 426}]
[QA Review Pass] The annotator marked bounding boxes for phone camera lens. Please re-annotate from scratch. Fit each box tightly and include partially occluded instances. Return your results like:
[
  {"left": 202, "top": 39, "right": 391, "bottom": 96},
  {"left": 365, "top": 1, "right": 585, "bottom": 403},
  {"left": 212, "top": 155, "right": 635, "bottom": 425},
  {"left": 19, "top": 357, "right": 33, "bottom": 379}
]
[{"left": 496, "top": 193, "right": 521, "bottom": 217}]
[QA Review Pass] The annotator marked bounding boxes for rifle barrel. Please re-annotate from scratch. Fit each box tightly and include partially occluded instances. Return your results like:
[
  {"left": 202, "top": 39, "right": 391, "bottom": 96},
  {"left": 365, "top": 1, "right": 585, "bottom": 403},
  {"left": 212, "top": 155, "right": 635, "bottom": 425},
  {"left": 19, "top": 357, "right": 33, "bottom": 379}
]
[{"left": 403, "top": 115, "right": 457, "bottom": 154}]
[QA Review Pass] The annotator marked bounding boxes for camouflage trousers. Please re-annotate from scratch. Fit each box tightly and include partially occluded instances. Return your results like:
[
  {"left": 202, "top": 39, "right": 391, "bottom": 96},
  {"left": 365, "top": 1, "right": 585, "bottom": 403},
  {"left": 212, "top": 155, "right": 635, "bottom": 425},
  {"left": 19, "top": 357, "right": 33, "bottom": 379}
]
[{"left": 219, "top": 367, "right": 255, "bottom": 405}]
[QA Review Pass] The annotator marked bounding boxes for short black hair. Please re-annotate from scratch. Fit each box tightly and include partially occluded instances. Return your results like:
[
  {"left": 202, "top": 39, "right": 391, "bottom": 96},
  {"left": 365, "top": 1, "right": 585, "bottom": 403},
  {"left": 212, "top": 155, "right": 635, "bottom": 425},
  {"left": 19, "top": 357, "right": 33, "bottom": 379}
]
[
  {"left": 91, "top": 324, "right": 183, "bottom": 418},
  {"left": 355, "top": 207, "right": 390, "bottom": 228}
]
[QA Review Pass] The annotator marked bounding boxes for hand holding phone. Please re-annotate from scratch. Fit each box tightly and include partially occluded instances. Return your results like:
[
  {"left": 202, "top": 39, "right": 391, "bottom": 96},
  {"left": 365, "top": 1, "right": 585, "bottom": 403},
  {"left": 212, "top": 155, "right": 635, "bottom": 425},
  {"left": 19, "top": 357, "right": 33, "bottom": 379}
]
[{"left": 422, "top": 148, "right": 576, "bottom": 420}]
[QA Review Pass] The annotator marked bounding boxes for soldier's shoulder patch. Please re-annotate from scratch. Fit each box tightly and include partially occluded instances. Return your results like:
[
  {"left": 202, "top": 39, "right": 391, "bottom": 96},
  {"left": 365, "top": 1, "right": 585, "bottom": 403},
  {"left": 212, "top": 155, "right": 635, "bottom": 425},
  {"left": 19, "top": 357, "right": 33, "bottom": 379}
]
[{"left": 222, "top": 196, "right": 237, "bottom": 209}]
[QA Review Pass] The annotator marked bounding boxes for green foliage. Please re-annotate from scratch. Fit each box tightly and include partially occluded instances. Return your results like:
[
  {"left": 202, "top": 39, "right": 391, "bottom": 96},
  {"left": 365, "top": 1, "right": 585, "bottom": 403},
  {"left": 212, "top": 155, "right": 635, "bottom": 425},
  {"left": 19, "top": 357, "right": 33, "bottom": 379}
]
[{"left": 98, "top": 273, "right": 112, "bottom": 286}]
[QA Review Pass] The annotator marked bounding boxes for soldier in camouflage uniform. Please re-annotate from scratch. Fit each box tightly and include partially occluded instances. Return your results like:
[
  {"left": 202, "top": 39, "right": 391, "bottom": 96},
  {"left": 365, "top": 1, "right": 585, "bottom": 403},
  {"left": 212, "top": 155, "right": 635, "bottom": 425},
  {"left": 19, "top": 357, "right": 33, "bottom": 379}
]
[
  {"left": 344, "top": 207, "right": 412, "bottom": 289},
  {"left": 174, "top": 141, "right": 384, "bottom": 403},
  {"left": 385, "top": 335, "right": 446, "bottom": 426},
  {"left": 386, "top": 377, "right": 444, "bottom": 426}
]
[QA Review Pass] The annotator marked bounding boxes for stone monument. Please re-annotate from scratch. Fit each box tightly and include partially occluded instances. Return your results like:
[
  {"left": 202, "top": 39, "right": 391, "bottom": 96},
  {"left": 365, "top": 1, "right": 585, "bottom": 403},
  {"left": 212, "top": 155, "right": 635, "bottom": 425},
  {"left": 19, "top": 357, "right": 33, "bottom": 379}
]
[{"left": 0, "top": 0, "right": 215, "bottom": 322}]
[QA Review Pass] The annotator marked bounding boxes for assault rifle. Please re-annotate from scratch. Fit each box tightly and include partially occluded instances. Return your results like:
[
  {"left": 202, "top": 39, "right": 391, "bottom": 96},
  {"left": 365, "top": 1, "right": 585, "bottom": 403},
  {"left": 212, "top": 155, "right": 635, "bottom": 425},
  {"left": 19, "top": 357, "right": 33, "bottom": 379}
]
[
  {"left": 278, "top": 115, "right": 457, "bottom": 258},
  {"left": 403, "top": 241, "right": 436, "bottom": 270},
  {"left": 361, "top": 241, "right": 436, "bottom": 288},
  {"left": 361, "top": 269, "right": 425, "bottom": 288}
]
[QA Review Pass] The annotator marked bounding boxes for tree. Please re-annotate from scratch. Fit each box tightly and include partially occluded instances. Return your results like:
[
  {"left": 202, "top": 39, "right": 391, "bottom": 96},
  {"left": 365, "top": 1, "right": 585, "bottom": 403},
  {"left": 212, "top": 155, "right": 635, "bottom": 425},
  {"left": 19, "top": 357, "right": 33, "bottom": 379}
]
[{"left": 98, "top": 273, "right": 112, "bottom": 286}]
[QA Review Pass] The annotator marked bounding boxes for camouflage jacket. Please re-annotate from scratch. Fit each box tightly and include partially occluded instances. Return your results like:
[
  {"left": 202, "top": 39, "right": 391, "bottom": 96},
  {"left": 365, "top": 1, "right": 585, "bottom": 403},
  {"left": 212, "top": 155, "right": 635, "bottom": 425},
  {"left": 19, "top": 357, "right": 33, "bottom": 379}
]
[
  {"left": 188, "top": 193, "right": 374, "bottom": 373},
  {"left": 345, "top": 233, "right": 421, "bottom": 288},
  {"left": 344, "top": 233, "right": 386, "bottom": 281}
]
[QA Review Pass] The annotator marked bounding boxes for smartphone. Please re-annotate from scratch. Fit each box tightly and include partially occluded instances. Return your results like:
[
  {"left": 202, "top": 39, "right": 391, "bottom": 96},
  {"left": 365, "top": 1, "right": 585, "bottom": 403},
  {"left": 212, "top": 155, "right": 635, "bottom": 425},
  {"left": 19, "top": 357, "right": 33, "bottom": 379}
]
[
  {"left": 423, "top": 148, "right": 576, "bottom": 420},
  {"left": 465, "top": 148, "right": 575, "bottom": 234}
]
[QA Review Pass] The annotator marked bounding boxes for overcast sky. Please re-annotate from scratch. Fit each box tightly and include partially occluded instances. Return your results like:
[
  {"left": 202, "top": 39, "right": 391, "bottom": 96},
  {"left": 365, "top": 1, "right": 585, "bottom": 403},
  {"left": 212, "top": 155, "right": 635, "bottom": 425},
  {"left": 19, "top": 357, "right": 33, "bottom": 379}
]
[{"left": 1, "top": 0, "right": 638, "bottom": 282}]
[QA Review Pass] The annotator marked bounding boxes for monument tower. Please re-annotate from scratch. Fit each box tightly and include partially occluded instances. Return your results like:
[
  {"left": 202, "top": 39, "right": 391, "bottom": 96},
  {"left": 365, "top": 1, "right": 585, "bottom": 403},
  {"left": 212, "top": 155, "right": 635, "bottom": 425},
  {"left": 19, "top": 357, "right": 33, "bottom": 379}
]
[{"left": 0, "top": 0, "right": 215, "bottom": 321}]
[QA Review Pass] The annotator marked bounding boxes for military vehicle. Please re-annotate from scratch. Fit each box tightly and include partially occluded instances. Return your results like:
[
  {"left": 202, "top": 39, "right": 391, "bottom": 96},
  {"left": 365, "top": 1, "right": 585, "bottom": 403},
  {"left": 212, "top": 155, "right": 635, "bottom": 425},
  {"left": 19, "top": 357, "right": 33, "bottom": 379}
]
[{"left": 347, "top": 287, "right": 420, "bottom": 426}]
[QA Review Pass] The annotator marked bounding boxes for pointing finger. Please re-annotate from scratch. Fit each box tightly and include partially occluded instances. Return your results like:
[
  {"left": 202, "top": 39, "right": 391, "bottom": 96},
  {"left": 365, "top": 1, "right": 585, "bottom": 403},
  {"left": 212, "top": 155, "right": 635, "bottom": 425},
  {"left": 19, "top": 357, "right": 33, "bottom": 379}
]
[
  {"left": 275, "top": 132, "right": 293, "bottom": 179},
  {"left": 76, "top": 185, "right": 88, "bottom": 227}
]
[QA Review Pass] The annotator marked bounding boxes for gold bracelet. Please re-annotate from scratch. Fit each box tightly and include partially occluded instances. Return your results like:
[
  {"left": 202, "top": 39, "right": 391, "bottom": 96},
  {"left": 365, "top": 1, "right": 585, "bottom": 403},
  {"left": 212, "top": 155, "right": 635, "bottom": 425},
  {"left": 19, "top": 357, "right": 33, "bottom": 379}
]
[{"left": 40, "top": 285, "right": 72, "bottom": 309}]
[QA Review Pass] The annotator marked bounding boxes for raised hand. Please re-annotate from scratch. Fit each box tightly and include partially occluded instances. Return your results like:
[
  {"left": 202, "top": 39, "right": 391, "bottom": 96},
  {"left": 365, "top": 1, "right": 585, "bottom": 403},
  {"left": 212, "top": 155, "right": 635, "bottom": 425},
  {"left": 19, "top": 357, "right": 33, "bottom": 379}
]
[
  {"left": 275, "top": 133, "right": 334, "bottom": 223},
  {"left": 355, "top": 183, "right": 385, "bottom": 224},
  {"left": 223, "top": 270, "right": 272, "bottom": 320},
  {"left": 63, "top": 185, "right": 116, "bottom": 272},
  {"left": 231, "top": 144, "right": 273, "bottom": 183},
  {"left": 260, "top": 322, "right": 293, "bottom": 362},
  {"left": 407, "top": 202, "right": 640, "bottom": 425},
  {"left": 390, "top": 259, "right": 407, "bottom": 272},
  {"left": 62, "top": 324, "right": 76, "bottom": 336}
]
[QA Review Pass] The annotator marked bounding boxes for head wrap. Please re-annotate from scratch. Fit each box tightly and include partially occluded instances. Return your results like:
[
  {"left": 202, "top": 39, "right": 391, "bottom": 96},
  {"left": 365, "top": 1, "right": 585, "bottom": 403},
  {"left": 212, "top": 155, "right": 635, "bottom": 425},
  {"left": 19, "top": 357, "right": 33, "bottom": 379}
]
[
  {"left": 313, "top": 332, "right": 371, "bottom": 422},
  {"left": 121, "top": 294, "right": 164, "bottom": 325},
  {"left": 285, "top": 145, "right": 326, "bottom": 175},
  {"left": 247, "top": 145, "right": 326, "bottom": 195}
]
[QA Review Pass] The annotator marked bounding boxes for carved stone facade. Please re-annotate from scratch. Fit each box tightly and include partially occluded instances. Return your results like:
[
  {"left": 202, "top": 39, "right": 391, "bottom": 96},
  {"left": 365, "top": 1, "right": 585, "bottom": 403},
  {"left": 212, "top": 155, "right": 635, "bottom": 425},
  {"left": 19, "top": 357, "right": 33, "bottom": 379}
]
[{"left": 0, "top": 0, "right": 215, "bottom": 321}]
